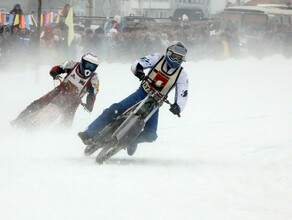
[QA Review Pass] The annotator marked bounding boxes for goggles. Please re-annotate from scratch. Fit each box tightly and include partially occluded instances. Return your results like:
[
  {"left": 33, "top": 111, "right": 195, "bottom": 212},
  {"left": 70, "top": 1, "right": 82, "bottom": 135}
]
[
  {"left": 167, "top": 45, "right": 187, "bottom": 63},
  {"left": 167, "top": 50, "right": 184, "bottom": 63},
  {"left": 83, "top": 62, "right": 98, "bottom": 72}
]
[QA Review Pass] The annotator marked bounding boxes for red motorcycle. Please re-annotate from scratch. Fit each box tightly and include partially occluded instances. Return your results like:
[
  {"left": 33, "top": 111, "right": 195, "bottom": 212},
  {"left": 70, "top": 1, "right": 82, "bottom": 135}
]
[{"left": 11, "top": 77, "right": 89, "bottom": 129}]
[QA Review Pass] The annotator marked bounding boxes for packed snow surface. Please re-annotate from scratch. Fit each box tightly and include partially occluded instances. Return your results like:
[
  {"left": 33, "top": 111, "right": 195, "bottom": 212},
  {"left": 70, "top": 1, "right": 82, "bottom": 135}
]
[{"left": 0, "top": 56, "right": 292, "bottom": 220}]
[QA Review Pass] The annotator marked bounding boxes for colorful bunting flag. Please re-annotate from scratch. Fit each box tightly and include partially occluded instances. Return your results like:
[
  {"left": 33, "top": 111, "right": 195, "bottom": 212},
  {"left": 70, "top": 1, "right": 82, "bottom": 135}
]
[
  {"left": 19, "top": 14, "right": 26, "bottom": 29},
  {"left": 50, "top": 12, "right": 54, "bottom": 24},
  {"left": 55, "top": 10, "right": 62, "bottom": 24},
  {"left": 8, "top": 14, "right": 14, "bottom": 26},
  {"left": 3, "top": 10, "right": 63, "bottom": 28},
  {"left": 31, "top": 15, "right": 37, "bottom": 27},
  {"left": 13, "top": 14, "right": 20, "bottom": 26},
  {"left": 25, "top": 15, "right": 30, "bottom": 29},
  {"left": 45, "top": 12, "right": 50, "bottom": 26}
]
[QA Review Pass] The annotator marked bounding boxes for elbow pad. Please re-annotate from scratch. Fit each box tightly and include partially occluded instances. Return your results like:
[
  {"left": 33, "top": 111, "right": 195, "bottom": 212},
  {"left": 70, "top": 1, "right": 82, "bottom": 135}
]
[{"left": 134, "top": 63, "right": 145, "bottom": 81}]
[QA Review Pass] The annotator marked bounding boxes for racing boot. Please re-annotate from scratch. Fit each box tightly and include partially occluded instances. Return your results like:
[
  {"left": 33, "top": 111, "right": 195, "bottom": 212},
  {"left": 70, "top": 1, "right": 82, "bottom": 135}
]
[
  {"left": 127, "top": 141, "right": 138, "bottom": 156},
  {"left": 79, "top": 131, "right": 102, "bottom": 156},
  {"left": 78, "top": 131, "right": 92, "bottom": 145},
  {"left": 127, "top": 130, "right": 158, "bottom": 156}
]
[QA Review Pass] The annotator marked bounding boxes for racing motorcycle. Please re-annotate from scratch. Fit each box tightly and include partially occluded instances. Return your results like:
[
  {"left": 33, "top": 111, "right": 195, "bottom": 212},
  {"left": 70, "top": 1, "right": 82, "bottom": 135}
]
[
  {"left": 11, "top": 77, "right": 88, "bottom": 129},
  {"left": 83, "top": 77, "right": 180, "bottom": 164}
]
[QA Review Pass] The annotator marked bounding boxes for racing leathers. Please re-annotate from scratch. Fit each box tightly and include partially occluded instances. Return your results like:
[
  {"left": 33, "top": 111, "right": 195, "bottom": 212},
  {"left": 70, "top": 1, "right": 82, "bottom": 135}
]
[{"left": 12, "top": 61, "right": 99, "bottom": 127}]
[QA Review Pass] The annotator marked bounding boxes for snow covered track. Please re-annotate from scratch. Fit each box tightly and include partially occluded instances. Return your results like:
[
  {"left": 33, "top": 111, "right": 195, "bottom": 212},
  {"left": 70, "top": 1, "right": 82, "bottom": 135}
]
[{"left": 0, "top": 56, "right": 292, "bottom": 220}]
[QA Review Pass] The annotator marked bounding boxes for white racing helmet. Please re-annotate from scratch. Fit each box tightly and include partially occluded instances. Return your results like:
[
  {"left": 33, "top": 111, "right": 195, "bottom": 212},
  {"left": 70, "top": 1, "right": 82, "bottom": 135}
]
[
  {"left": 166, "top": 41, "right": 187, "bottom": 69},
  {"left": 80, "top": 53, "right": 99, "bottom": 77}
]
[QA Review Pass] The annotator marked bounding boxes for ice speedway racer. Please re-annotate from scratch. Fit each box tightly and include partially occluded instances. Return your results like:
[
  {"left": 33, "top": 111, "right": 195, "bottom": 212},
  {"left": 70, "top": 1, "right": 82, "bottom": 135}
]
[
  {"left": 81, "top": 76, "right": 181, "bottom": 164},
  {"left": 78, "top": 41, "right": 188, "bottom": 164},
  {"left": 10, "top": 53, "right": 100, "bottom": 129}
]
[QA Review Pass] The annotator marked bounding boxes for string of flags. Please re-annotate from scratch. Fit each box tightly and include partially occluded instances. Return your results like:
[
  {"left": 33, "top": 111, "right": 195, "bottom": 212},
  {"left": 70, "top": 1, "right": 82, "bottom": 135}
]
[
  {"left": 0, "top": 8, "right": 75, "bottom": 46},
  {"left": 0, "top": 13, "right": 6, "bottom": 25},
  {"left": 0, "top": 11, "right": 63, "bottom": 29}
]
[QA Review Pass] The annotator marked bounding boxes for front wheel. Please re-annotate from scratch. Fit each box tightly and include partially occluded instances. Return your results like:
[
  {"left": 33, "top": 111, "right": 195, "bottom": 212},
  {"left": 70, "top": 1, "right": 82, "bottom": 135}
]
[
  {"left": 84, "top": 141, "right": 103, "bottom": 156},
  {"left": 95, "top": 138, "right": 119, "bottom": 164}
]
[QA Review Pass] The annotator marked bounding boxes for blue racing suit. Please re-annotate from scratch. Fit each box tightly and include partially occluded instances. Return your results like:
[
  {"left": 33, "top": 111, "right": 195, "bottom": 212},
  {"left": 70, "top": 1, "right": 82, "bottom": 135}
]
[{"left": 81, "top": 52, "right": 189, "bottom": 152}]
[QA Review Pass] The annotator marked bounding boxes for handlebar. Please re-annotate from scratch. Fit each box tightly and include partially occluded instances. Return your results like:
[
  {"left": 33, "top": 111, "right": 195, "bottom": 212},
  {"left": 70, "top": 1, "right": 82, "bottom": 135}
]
[{"left": 142, "top": 77, "right": 181, "bottom": 118}]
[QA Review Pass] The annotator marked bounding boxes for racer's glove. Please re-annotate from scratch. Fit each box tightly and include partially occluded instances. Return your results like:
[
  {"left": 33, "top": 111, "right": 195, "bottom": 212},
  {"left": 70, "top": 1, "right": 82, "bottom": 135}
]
[
  {"left": 83, "top": 92, "right": 95, "bottom": 113},
  {"left": 50, "top": 66, "right": 65, "bottom": 79},
  {"left": 81, "top": 103, "right": 92, "bottom": 113},
  {"left": 169, "top": 103, "right": 181, "bottom": 116},
  {"left": 85, "top": 103, "right": 93, "bottom": 112},
  {"left": 50, "top": 70, "right": 59, "bottom": 79}
]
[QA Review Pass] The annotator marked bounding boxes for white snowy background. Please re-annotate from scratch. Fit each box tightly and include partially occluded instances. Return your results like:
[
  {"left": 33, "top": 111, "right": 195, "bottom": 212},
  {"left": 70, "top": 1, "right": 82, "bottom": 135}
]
[{"left": 0, "top": 56, "right": 291, "bottom": 220}]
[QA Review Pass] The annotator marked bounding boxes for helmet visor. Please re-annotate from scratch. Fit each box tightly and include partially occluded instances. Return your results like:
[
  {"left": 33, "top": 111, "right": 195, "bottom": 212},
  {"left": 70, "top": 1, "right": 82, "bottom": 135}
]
[
  {"left": 167, "top": 45, "right": 187, "bottom": 62},
  {"left": 82, "top": 61, "right": 98, "bottom": 72},
  {"left": 167, "top": 50, "right": 184, "bottom": 63}
]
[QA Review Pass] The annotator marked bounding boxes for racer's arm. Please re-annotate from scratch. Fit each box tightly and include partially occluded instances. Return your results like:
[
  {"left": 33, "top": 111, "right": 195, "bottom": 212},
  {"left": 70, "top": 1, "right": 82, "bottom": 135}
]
[
  {"left": 171, "top": 70, "right": 189, "bottom": 115},
  {"left": 84, "top": 73, "right": 99, "bottom": 112},
  {"left": 49, "top": 61, "right": 75, "bottom": 79},
  {"left": 131, "top": 53, "right": 163, "bottom": 80}
]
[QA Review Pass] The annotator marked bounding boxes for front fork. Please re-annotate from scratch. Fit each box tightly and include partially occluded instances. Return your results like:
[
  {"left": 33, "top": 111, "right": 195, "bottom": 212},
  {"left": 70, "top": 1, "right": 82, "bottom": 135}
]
[{"left": 111, "top": 95, "right": 163, "bottom": 143}]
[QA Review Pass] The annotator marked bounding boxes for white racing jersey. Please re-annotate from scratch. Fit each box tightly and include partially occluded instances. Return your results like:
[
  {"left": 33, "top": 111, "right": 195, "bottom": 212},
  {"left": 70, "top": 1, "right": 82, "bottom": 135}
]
[
  {"left": 60, "top": 61, "right": 99, "bottom": 98},
  {"left": 131, "top": 53, "right": 189, "bottom": 112}
]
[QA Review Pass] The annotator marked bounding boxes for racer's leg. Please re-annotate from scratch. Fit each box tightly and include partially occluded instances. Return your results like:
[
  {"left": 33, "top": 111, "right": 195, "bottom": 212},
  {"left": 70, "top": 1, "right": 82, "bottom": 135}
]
[
  {"left": 127, "top": 110, "right": 159, "bottom": 156},
  {"left": 79, "top": 88, "right": 147, "bottom": 141}
]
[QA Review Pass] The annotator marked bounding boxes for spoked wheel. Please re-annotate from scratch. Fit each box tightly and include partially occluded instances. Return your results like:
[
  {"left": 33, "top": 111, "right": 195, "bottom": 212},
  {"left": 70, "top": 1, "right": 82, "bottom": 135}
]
[
  {"left": 84, "top": 141, "right": 103, "bottom": 156},
  {"left": 96, "top": 146, "right": 123, "bottom": 164},
  {"left": 95, "top": 138, "right": 119, "bottom": 164},
  {"left": 84, "top": 116, "right": 127, "bottom": 157}
]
